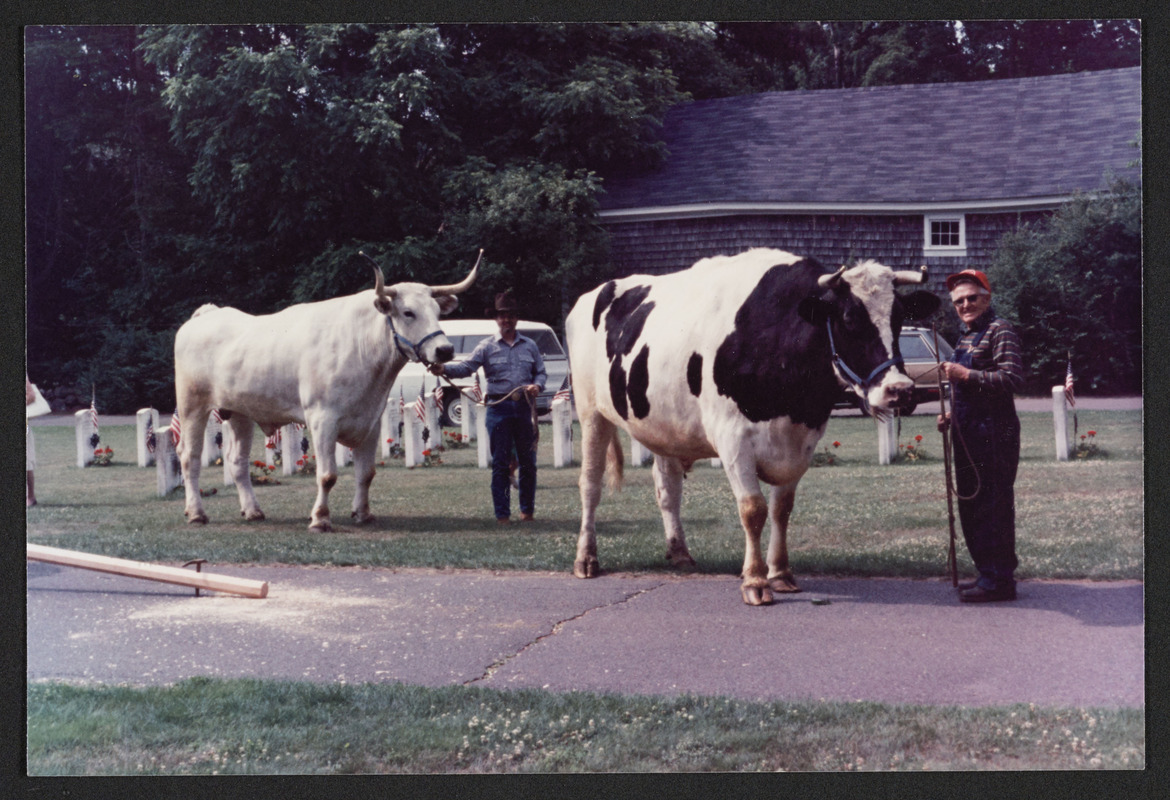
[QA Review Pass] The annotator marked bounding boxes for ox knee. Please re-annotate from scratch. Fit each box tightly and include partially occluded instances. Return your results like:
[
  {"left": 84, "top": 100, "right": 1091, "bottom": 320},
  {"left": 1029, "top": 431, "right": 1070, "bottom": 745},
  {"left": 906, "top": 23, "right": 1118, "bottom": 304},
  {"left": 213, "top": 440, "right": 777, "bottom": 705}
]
[
  {"left": 738, "top": 494, "right": 768, "bottom": 535},
  {"left": 320, "top": 472, "right": 338, "bottom": 491}
]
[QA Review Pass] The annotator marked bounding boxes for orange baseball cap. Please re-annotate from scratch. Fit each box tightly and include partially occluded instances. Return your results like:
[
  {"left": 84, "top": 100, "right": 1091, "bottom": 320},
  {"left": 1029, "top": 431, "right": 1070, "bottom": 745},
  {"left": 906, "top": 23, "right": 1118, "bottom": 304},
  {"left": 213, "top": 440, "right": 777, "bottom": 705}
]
[{"left": 945, "top": 269, "right": 991, "bottom": 293}]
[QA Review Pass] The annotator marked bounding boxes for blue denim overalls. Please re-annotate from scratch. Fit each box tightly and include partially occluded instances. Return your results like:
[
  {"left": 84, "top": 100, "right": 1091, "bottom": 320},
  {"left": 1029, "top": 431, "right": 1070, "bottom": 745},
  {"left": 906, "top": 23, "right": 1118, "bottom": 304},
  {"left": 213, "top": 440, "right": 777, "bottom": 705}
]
[{"left": 951, "top": 320, "right": 1020, "bottom": 591}]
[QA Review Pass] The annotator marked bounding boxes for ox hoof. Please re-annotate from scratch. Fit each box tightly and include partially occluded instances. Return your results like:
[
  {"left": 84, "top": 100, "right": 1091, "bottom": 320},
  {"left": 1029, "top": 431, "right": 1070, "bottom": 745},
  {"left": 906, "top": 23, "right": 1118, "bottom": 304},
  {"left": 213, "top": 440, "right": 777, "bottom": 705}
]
[
  {"left": 241, "top": 509, "right": 266, "bottom": 521},
  {"left": 741, "top": 583, "right": 774, "bottom": 606},
  {"left": 768, "top": 574, "right": 802, "bottom": 593},
  {"left": 574, "top": 557, "right": 601, "bottom": 579},
  {"left": 309, "top": 521, "right": 333, "bottom": 533},
  {"left": 351, "top": 511, "right": 375, "bottom": 525},
  {"left": 665, "top": 550, "right": 698, "bottom": 571},
  {"left": 186, "top": 512, "right": 209, "bottom": 525}
]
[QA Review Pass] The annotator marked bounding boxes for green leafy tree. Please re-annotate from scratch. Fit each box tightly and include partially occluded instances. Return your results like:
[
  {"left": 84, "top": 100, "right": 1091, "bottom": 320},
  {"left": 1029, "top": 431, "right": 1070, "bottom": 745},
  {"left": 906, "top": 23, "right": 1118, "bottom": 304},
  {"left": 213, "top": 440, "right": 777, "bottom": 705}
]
[
  {"left": 26, "top": 21, "right": 1142, "bottom": 411},
  {"left": 988, "top": 174, "right": 1141, "bottom": 395}
]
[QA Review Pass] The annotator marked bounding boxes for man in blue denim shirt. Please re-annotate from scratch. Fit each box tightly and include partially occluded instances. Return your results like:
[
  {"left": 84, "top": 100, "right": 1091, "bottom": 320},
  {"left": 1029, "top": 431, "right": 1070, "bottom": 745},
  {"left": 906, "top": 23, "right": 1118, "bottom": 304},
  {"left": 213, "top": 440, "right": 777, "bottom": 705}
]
[{"left": 431, "top": 290, "right": 546, "bottom": 523}]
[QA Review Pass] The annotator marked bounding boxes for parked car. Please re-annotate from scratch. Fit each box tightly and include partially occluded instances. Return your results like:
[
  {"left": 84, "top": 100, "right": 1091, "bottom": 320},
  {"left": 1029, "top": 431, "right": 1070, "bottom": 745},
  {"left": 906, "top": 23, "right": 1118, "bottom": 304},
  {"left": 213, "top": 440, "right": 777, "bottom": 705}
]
[
  {"left": 390, "top": 319, "right": 571, "bottom": 426},
  {"left": 835, "top": 325, "right": 954, "bottom": 414}
]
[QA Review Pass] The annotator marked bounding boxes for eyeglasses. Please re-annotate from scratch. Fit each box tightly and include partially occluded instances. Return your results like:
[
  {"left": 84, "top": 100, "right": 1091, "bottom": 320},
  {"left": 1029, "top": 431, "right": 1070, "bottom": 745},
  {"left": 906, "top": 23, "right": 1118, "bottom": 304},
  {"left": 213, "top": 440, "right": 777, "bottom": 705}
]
[{"left": 952, "top": 295, "right": 984, "bottom": 307}]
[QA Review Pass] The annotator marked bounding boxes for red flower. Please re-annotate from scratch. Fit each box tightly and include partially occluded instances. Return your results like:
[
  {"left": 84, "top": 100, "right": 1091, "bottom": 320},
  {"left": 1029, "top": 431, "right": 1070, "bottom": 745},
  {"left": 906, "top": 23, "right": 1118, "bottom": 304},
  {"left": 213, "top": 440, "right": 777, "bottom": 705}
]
[
  {"left": 1081, "top": 435, "right": 1087, "bottom": 441},
  {"left": 832, "top": 441, "right": 841, "bottom": 448},
  {"left": 253, "top": 460, "right": 264, "bottom": 467},
  {"left": 296, "top": 458, "right": 304, "bottom": 466},
  {"left": 915, "top": 434, "right": 923, "bottom": 442},
  {"left": 907, "top": 445, "right": 915, "bottom": 451},
  {"left": 266, "top": 442, "right": 275, "bottom": 449},
  {"left": 1087, "top": 430, "right": 1097, "bottom": 437},
  {"left": 387, "top": 438, "right": 394, "bottom": 444},
  {"left": 422, "top": 449, "right": 431, "bottom": 457}
]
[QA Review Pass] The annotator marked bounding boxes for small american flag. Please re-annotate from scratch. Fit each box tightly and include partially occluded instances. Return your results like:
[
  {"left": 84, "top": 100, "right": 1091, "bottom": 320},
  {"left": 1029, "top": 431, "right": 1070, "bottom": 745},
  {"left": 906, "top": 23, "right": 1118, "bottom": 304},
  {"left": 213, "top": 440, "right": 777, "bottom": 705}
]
[
  {"left": 89, "top": 398, "right": 99, "bottom": 435},
  {"left": 414, "top": 384, "right": 427, "bottom": 422},
  {"left": 399, "top": 386, "right": 406, "bottom": 414},
  {"left": 170, "top": 410, "right": 181, "bottom": 447},
  {"left": 1064, "top": 358, "right": 1076, "bottom": 408},
  {"left": 432, "top": 379, "right": 445, "bottom": 417},
  {"left": 145, "top": 414, "right": 156, "bottom": 454},
  {"left": 472, "top": 373, "right": 484, "bottom": 403}
]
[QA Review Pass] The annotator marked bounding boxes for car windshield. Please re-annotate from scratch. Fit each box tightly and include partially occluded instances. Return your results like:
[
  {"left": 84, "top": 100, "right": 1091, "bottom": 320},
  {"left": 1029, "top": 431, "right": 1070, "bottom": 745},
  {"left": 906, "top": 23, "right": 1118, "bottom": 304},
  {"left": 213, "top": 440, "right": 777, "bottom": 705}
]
[
  {"left": 899, "top": 334, "right": 935, "bottom": 360},
  {"left": 518, "top": 328, "right": 566, "bottom": 358},
  {"left": 451, "top": 330, "right": 566, "bottom": 358},
  {"left": 900, "top": 330, "right": 954, "bottom": 360}
]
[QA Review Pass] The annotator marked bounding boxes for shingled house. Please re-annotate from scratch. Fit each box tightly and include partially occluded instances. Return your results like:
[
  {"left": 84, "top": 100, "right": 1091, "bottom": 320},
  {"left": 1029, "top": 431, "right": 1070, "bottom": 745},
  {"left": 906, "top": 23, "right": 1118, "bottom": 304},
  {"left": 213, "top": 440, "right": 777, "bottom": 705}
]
[{"left": 598, "top": 67, "right": 1141, "bottom": 292}]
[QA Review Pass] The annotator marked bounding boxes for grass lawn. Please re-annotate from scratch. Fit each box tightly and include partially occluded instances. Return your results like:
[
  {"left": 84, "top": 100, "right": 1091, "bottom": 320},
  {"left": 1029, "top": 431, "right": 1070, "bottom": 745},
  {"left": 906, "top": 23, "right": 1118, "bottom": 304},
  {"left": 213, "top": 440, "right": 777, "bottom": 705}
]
[
  {"left": 27, "top": 678, "right": 1143, "bottom": 774},
  {"left": 26, "top": 410, "right": 1143, "bottom": 581}
]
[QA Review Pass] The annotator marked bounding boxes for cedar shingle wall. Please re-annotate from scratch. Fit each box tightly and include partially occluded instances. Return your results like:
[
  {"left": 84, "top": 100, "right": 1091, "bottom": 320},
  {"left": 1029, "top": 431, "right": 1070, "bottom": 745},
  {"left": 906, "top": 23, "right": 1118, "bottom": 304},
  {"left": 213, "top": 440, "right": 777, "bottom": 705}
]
[{"left": 604, "top": 211, "right": 1049, "bottom": 293}]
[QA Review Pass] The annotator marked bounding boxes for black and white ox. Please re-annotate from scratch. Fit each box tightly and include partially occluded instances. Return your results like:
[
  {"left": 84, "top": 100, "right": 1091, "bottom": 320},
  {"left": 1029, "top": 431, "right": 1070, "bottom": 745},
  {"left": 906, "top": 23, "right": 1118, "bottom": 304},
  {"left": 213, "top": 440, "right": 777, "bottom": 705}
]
[
  {"left": 565, "top": 248, "right": 939, "bottom": 605},
  {"left": 173, "top": 251, "right": 480, "bottom": 531}
]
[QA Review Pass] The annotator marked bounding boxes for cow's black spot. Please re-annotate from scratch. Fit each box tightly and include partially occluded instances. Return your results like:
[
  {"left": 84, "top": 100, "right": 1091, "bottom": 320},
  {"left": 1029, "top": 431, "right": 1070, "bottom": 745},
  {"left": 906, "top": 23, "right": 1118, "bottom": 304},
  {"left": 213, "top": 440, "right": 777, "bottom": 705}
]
[
  {"left": 608, "top": 355, "right": 629, "bottom": 420},
  {"left": 592, "top": 281, "right": 617, "bottom": 330},
  {"left": 712, "top": 259, "right": 846, "bottom": 429},
  {"left": 627, "top": 344, "right": 652, "bottom": 419},
  {"left": 686, "top": 352, "right": 702, "bottom": 397},
  {"left": 604, "top": 285, "right": 653, "bottom": 360}
]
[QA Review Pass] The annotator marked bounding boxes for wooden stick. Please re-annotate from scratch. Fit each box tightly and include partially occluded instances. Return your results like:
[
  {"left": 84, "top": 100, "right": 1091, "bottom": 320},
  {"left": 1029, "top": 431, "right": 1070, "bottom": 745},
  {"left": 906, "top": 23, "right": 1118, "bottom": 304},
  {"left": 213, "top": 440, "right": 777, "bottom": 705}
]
[
  {"left": 26, "top": 544, "right": 269, "bottom": 598},
  {"left": 932, "top": 325, "right": 959, "bottom": 588}
]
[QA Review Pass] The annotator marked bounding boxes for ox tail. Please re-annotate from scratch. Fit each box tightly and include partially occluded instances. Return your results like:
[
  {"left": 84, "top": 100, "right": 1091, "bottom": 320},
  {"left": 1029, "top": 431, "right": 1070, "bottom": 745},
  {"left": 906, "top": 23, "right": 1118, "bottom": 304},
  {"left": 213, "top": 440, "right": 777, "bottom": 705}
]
[{"left": 606, "top": 429, "right": 624, "bottom": 493}]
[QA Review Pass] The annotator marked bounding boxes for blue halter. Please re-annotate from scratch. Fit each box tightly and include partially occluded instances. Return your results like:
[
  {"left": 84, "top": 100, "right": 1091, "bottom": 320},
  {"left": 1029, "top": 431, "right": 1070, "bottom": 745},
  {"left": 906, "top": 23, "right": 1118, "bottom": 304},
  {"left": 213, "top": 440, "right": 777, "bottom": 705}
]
[
  {"left": 386, "top": 315, "right": 446, "bottom": 365},
  {"left": 825, "top": 320, "right": 904, "bottom": 416}
]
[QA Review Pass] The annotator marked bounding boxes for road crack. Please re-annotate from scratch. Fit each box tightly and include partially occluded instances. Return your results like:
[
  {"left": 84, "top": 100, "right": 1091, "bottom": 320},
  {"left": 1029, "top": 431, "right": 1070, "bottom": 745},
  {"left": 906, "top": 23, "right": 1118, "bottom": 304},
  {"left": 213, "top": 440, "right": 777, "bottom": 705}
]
[{"left": 463, "top": 582, "right": 667, "bottom": 686}]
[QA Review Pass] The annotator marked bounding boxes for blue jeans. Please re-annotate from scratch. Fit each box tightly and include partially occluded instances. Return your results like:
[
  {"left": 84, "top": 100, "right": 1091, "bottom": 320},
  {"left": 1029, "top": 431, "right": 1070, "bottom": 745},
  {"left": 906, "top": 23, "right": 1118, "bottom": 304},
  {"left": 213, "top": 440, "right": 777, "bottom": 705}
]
[{"left": 486, "top": 398, "right": 537, "bottom": 519}]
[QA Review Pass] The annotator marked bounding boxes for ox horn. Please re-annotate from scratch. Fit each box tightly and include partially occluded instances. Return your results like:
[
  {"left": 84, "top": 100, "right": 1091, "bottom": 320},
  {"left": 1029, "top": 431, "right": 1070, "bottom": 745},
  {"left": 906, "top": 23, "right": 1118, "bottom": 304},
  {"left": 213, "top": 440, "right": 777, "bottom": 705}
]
[
  {"left": 431, "top": 249, "right": 483, "bottom": 297},
  {"left": 818, "top": 265, "right": 848, "bottom": 289},
  {"left": 893, "top": 265, "right": 928, "bottom": 286},
  {"left": 360, "top": 251, "right": 396, "bottom": 300}
]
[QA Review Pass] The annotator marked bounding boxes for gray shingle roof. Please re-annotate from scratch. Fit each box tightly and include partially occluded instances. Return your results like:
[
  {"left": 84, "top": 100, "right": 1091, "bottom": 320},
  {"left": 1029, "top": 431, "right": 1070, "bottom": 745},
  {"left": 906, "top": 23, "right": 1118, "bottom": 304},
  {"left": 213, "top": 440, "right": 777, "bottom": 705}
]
[{"left": 599, "top": 68, "right": 1141, "bottom": 212}]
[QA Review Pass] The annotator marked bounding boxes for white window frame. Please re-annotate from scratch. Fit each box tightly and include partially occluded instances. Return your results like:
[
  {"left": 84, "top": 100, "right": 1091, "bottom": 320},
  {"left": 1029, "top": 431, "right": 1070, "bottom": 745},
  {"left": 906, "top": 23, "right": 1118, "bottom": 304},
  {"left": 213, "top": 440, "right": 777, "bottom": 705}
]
[{"left": 923, "top": 214, "right": 967, "bottom": 257}]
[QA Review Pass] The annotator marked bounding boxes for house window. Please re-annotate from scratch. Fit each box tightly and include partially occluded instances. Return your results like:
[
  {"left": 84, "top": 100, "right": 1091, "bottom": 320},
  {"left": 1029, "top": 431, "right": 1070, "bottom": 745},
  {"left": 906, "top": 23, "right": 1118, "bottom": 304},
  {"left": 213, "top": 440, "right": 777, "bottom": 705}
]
[{"left": 923, "top": 214, "right": 967, "bottom": 257}]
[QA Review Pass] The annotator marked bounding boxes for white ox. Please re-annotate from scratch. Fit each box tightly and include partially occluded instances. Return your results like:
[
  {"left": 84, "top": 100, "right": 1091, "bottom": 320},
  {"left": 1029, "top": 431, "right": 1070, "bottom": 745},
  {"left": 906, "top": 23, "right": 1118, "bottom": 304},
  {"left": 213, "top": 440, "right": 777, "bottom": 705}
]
[
  {"left": 173, "top": 252, "right": 480, "bottom": 531},
  {"left": 566, "top": 248, "right": 939, "bottom": 605}
]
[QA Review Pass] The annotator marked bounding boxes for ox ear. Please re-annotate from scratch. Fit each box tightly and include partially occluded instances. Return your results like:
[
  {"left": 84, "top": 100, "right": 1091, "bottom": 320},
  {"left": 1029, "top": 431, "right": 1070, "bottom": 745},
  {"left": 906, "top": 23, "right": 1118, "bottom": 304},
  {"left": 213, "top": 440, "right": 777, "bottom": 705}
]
[
  {"left": 435, "top": 294, "right": 459, "bottom": 316},
  {"left": 373, "top": 294, "right": 393, "bottom": 314},
  {"left": 900, "top": 290, "right": 941, "bottom": 321},
  {"left": 797, "top": 295, "right": 833, "bottom": 326}
]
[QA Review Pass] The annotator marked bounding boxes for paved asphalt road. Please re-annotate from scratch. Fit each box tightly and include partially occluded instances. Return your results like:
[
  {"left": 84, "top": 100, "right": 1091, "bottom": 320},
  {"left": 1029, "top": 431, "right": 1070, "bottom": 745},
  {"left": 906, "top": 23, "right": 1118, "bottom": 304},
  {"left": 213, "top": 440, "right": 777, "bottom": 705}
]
[{"left": 27, "top": 562, "right": 1143, "bottom": 708}]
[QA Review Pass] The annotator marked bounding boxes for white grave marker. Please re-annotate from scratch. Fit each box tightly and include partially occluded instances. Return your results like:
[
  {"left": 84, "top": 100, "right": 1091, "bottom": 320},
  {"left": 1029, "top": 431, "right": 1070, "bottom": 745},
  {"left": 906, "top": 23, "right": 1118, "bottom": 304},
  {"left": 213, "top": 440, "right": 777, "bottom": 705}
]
[
  {"left": 280, "top": 423, "right": 299, "bottom": 475},
  {"left": 74, "top": 409, "right": 97, "bottom": 468},
  {"left": 476, "top": 402, "right": 490, "bottom": 468},
  {"left": 877, "top": 414, "right": 898, "bottom": 465},
  {"left": 155, "top": 426, "right": 183, "bottom": 496},
  {"left": 223, "top": 423, "right": 235, "bottom": 487},
  {"left": 460, "top": 394, "right": 474, "bottom": 442},
  {"left": 1052, "top": 385, "right": 1070, "bottom": 461},
  {"left": 403, "top": 405, "right": 424, "bottom": 468},
  {"left": 136, "top": 408, "right": 159, "bottom": 467},
  {"left": 381, "top": 397, "right": 402, "bottom": 457},
  {"left": 551, "top": 397, "right": 573, "bottom": 468}
]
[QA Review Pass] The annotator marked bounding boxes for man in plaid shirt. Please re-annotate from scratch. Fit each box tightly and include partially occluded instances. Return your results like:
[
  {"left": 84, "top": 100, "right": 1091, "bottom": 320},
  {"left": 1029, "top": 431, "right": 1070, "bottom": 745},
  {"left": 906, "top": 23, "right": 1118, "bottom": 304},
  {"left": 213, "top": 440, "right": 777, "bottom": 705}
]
[{"left": 938, "top": 269, "right": 1024, "bottom": 602}]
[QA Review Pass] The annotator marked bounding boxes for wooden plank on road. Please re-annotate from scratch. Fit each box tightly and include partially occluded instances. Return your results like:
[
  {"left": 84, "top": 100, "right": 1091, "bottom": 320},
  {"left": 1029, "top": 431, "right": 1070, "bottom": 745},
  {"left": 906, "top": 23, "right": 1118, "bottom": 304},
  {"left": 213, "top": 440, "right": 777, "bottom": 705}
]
[{"left": 27, "top": 544, "right": 269, "bottom": 599}]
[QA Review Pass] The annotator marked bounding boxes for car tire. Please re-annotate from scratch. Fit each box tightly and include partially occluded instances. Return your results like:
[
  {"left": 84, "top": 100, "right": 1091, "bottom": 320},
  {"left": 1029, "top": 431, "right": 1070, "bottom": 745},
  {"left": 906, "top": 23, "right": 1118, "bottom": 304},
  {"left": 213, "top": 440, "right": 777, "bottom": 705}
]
[{"left": 441, "top": 387, "right": 464, "bottom": 428}]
